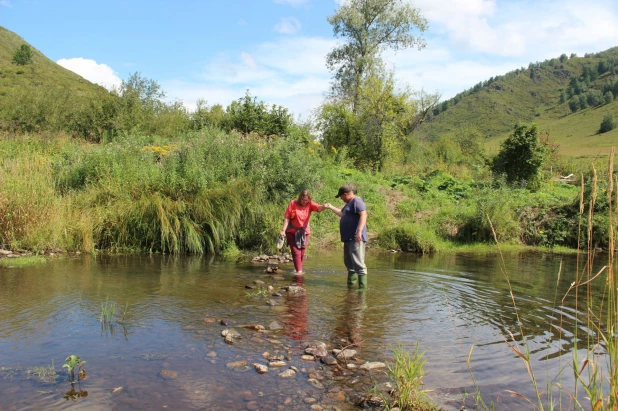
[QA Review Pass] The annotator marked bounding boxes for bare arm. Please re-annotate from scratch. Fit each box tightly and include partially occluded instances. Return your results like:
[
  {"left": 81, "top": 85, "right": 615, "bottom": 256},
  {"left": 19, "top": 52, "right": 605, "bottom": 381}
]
[
  {"left": 323, "top": 203, "right": 343, "bottom": 217},
  {"left": 355, "top": 210, "right": 367, "bottom": 242},
  {"left": 279, "top": 217, "right": 289, "bottom": 238}
]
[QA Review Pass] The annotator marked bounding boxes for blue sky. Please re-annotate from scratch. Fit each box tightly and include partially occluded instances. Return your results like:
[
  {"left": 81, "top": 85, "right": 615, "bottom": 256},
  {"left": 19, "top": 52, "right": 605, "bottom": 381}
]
[{"left": 2, "top": 0, "right": 618, "bottom": 118}]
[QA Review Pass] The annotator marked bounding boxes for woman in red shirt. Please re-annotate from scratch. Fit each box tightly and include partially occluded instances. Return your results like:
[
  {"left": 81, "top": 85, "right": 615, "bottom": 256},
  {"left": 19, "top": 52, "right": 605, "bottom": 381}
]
[{"left": 279, "top": 190, "right": 326, "bottom": 274}]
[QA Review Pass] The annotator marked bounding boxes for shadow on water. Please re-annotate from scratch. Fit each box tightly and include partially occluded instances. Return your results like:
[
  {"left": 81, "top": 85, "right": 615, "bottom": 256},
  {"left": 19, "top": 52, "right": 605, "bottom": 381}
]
[{"left": 0, "top": 250, "right": 608, "bottom": 410}]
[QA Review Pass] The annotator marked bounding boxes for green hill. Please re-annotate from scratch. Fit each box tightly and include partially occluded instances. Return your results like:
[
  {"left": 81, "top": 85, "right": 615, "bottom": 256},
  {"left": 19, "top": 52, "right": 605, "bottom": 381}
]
[
  {"left": 419, "top": 47, "right": 618, "bottom": 156},
  {"left": 0, "top": 26, "right": 108, "bottom": 99}
]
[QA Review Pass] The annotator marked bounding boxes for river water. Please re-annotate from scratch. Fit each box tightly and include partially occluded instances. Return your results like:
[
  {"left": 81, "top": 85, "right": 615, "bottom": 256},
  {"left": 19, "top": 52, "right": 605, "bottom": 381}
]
[{"left": 0, "top": 250, "right": 610, "bottom": 410}]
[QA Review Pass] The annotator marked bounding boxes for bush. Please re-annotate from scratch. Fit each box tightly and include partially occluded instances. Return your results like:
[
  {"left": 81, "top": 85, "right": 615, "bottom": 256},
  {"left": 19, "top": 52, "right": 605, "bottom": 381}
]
[
  {"left": 377, "top": 222, "right": 438, "bottom": 254},
  {"left": 12, "top": 44, "right": 33, "bottom": 65},
  {"left": 492, "top": 124, "right": 549, "bottom": 189},
  {"left": 599, "top": 114, "right": 616, "bottom": 133}
]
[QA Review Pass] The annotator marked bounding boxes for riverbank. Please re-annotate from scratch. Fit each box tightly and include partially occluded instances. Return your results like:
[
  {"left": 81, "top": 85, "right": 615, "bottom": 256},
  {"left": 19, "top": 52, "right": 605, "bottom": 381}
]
[{"left": 0, "top": 131, "right": 611, "bottom": 257}]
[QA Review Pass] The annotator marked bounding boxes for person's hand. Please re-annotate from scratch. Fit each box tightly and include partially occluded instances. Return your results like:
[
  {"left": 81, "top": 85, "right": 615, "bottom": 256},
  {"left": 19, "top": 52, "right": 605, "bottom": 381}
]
[
  {"left": 279, "top": 230, "right": 286, "bottom": 238},
  {"left": 323, "top": 202, "right": 331, "bottom": 209},
  {"left": 355, "top": 231, "right": 362, "bottom": 242}
]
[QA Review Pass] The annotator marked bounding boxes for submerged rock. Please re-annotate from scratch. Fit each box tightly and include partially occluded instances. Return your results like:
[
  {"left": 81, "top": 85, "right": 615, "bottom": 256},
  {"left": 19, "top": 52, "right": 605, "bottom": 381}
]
[
  {"left": 268, "top": 321, "right": 283, "bottom": 330},
  {"left": 158, "top": 370, "right": 177, "bottom": 380},
  {"left": 253, "top": 363, "right": 268, "bottom": 374}
]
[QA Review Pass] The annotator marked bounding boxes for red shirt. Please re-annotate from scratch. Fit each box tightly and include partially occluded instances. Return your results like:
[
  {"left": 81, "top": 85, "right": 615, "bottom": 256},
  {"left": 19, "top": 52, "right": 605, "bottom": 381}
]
[{"left": 285, "top": 200, "right": 320, "bottom": 234}]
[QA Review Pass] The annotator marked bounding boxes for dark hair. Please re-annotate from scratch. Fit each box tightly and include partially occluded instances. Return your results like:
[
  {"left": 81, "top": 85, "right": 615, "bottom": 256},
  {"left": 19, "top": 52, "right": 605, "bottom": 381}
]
[{"left": 296, "top": 189, "right": 311, "bottom": 205}]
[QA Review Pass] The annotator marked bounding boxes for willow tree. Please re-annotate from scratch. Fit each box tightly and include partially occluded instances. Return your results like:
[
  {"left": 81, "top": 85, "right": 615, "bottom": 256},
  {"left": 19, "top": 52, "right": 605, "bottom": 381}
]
[{"left": 326, "top": 0, "right": 428, "bottom": 113}]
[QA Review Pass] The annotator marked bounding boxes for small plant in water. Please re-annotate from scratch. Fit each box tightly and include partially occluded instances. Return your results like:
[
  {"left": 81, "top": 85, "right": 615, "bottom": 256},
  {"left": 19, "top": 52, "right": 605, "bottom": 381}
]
[
  {"left": 374, "top": 344, "right": 437, "bottom": 410},
  {"left": 63, "top": 355, "right": 86, "bottom": 382},
  {"left": 244, "top": 287, "right": 269, "bottom": 298},
  {"left": 100, "top": 297, "right": 117, "bottom": 324}
]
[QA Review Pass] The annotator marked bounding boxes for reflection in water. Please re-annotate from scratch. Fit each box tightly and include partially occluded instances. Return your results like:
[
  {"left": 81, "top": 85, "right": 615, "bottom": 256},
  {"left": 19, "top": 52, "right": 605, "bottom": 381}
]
[
  {"left": 334, "top": 291, "right": 367, "bottom": 347},
  {"left": 283, "top": 275, "right": 309, "bottom": 341}
]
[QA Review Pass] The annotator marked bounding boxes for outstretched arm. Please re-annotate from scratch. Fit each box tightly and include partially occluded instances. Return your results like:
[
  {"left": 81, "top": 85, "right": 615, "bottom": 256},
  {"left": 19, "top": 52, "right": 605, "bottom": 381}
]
[{"left": 323, "top": 203, "right": 343, "bottom": 217}]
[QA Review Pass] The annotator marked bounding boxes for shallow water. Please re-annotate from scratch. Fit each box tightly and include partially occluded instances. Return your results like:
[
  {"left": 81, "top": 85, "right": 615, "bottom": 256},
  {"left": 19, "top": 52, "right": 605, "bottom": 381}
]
[{"left": 0, "top": 250, "right": 609, "bottom": 410}]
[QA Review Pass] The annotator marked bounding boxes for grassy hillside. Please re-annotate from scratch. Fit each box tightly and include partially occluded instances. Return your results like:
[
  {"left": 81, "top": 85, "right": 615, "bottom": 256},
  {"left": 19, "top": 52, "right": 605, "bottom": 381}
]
[
  {"left": 0, "top": 26, "right": 108, "bottom": 100},
  {"left": 419, "top": 47, "right": 618, "bottom": 156}
]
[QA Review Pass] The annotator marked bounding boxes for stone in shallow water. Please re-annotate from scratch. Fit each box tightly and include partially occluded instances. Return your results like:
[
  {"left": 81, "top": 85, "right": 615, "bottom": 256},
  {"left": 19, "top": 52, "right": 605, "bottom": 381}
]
[
  {"left": 253, "top": 363, "right": 268, "bottom": 374},
  {"left": 226, "top": 360, "right": 250, "bottom": 372},
  {"left": 301, "top": 355, "right": 315, "bottom": 361},
  {"left": 334, "top": 349, "right": 356, "bottom": 359},
  {"left": 320, "top": 355, "right": 337, "bottom": 365},
  {"left": 158, "top": 370, "right": 177, "bottom": 380},
  {"left": 206, "top": 351, "right": 217, "bottom": 357},
  {"left": 305, "top": 342, "right": 328, "bottom": 358},
  {"left": 268, "top": 360, "right": 286, "bottom": 367},
  {"left": 359, "top": 361, "right": 386, "bottom": 370},
  {"left": 307, "top": 378, "right": 324, "bottom": 389},
  {"left": 278, "top": 369, "right": 296, "bottom": 378},
  {"left": 268, "top": 321, "right": 283, "bottom": 330}
]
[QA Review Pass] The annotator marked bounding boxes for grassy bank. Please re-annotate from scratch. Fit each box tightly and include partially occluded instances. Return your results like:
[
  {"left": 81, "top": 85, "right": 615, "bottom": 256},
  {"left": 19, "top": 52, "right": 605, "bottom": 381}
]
[{"left": 0, "top": 130, "right": 611, "bottom": 256}]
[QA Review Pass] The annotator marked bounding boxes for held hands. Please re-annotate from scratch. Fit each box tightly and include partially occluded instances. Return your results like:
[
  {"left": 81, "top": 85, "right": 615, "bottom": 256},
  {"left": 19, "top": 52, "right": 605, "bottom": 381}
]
[
  {"left": 323, "top": 202, "right": 332, "bottom": 209},
  {"left": 279, "top": 230, "right": 286, "bottom": 238}
]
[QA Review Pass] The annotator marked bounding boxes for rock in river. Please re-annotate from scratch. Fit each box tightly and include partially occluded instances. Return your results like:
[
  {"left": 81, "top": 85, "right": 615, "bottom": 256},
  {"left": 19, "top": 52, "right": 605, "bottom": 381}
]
[
  {"left": 158, "top": 370, "right": 177, "bottom": 380},
  {"left": 360, "top": 361, "right": 386, "bottom": 370},
  {"left": 253, "top": 363, "right": 268, "bottom": 374},
  {"left": 278, "top": 369, "right": 296, "bottom": 378}
]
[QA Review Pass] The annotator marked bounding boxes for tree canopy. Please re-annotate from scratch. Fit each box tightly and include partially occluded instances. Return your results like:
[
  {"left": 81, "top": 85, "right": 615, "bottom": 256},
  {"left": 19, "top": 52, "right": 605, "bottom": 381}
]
[{"left": 326, "top": 0, "right": 427, "bottom": 112}]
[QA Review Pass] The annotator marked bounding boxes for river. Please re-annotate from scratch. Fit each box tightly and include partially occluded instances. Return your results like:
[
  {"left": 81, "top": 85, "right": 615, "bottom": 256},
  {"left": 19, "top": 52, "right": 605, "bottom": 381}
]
[{"left": 0, "top": 249, "right": 610, "bottom": 410}]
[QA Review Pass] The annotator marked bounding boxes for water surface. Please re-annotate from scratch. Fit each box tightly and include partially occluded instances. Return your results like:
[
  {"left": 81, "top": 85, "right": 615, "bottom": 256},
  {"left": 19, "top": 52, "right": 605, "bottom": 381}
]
[{"left": 0, "top": 250, "right": 609, "bottom": 410}]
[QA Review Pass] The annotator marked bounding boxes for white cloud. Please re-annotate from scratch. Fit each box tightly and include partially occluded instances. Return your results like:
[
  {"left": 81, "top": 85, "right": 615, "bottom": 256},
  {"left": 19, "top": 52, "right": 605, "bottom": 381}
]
[
  {"left": 274, "top": 0, "right": 309, "bottom": 6},
  {"left": 56, "top": 57, "right": 121, "bottom": 90},
  {"left": 0, "top": 0, "right": 11, "bottom": 7},
  {"left": 166, "top": 0, "right": 618, "bottom": 117},
  {"left": 274, "top": 17, "right": 302, "bottom": 34}
]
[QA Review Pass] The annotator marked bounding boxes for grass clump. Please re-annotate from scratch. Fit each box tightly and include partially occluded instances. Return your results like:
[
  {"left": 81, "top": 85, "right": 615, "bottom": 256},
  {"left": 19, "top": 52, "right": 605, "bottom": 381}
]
[
  {"left": 25, "top": 361, "right": 58, "bottom": 384},
  {"left": 376, "top": 344, "right": 437, "bottom": 411}
]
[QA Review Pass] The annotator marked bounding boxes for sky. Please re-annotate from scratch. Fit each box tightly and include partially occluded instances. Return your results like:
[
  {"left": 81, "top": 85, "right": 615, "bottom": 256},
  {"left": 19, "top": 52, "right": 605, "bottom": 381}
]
[{"left": 2, "top": 0, "right": 618, "bottom": 119}]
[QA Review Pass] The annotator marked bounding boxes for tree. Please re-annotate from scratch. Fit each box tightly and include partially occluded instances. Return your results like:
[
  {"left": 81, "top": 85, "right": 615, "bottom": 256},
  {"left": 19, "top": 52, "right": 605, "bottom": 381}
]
[
  {"left": 225, "top": 91, "right": 292, "bottom": 137},
  {"left": 492, "top": 124, "right": 549, "bottom": 189},
  {"left": 318, "top": 71, "right": 415, "bottom": 170},
  {"left": 12, "top": 44, "right": 34, "bottom": 65},
  {"left": 604, "top": 91, "right": 614, "bottom": 105},
  {"left": 599, "top": 114, "right": 616, "bottom": 133},
  {"left": 326, "top": 0, "right": 427, "bottom": 113},
  {"left": 559, "top": 53, "right": 568, "bottom": 63}
]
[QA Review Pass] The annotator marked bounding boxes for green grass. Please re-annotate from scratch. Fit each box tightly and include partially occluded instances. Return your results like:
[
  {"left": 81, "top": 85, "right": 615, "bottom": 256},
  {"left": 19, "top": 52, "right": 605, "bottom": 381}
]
[{"left": 0, "top": 255, "right": 46, "bottom": 268}]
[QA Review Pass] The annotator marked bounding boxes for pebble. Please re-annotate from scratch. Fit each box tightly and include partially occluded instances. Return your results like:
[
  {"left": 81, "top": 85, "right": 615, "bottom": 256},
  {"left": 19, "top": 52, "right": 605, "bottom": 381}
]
[
  {"left": 253, "top": 363, "right": 268, "bottom": 374},
  {"left": 359, "top": 362, "right": 386, "bottom": 370},
  {"left": 278, "top": 369, "right": 296, "bottom": 378},
  {"left": 268, "top": 361, "right": 286, "bottom": 367},
  {"left": 301, "top": 355, "right": 315, "bottom": 361},
  {"left": 304, "top": 397, "right": 317, "bottom": 404}
]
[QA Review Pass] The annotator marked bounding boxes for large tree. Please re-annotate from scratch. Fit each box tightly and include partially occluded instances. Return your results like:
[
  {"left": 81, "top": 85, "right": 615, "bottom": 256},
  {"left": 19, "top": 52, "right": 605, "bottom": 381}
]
[{"left": 326, "top": 0, "right": 427, "bottom": 112}]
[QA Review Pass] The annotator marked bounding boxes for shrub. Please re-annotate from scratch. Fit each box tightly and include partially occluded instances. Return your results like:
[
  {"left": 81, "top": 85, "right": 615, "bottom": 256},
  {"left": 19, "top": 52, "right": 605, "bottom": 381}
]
[
  {"left": 12, "top": 44, "right": 33, "bottom": 65},
  {"left": 599, "top": 114, "right": 616, "bottom": 133},
  {"left": 492, "top": 124, "right": 549, "bottom": 190}
]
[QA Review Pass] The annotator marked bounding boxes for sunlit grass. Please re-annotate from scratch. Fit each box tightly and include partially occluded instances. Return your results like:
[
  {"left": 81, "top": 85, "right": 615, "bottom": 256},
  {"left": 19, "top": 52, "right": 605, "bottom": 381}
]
[{"left": 0, "top": 255, "right": 46, "bottom": 268}]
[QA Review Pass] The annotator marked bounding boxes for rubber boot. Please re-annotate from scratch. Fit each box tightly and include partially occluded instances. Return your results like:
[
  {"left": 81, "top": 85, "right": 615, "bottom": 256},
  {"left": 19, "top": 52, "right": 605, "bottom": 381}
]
[
  {"left": 358, "top": 274, "right": 368, "bottom": 290},
  {"left": 347, "top": 271, "right": 357, "bottom": 286}
]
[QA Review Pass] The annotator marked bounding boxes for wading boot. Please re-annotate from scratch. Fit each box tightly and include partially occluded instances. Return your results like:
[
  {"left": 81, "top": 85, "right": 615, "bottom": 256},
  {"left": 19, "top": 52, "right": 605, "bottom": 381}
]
[
  {"left": 347, "top": 271, "right": 357, "bottom": 286},
  {"left": 358, "top": 274, "right": 368, "bottom": 290}
]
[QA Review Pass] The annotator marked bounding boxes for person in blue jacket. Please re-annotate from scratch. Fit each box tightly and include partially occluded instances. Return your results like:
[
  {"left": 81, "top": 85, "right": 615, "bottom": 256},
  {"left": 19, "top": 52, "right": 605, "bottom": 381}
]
[{"left": 324, "top": 185, "right": 368, "bottom": 289}]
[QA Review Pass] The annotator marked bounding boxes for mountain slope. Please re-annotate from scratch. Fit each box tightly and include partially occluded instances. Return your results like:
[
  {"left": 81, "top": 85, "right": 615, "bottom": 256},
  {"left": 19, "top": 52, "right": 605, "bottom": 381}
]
[
  {"left": 0, "top": 26, "right": 109, "bottom": 103},
  {"left": 418, "top": 47, "right": 618, "bottom": 156}
]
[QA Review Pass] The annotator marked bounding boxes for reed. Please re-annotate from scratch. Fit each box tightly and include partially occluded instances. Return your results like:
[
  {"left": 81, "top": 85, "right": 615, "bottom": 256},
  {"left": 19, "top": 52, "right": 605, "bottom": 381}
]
[{"left": 100, "top": 297, "right": 116, "bottom": 325}]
